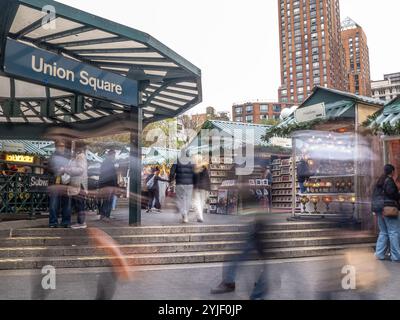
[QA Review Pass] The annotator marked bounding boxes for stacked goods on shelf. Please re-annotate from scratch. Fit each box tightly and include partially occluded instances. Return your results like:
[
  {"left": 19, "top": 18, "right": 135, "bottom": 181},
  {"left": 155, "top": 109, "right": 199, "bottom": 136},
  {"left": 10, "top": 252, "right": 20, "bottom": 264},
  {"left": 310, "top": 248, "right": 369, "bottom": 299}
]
[
  {"left": 299, "top": 165, "right": 356, "bottom": 215},
  {"left": 272, "top": 157, "right": 300, "bottom": 210},
  {"left": 208, "top": 158, "right": 234, "bottom": 214}
]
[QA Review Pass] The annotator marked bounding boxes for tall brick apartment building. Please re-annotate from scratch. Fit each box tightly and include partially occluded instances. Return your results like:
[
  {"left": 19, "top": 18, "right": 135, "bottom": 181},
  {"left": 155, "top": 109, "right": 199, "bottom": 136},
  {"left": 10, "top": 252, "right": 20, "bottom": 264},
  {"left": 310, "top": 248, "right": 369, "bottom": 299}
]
[
  {"left": 232, "top": 101, "right": 295, "bottom": 124},
  {"left": 341, "top": 17, "right": 371, "bottom": 96},
  {"left": 278, "top": 0, "right": 347, "bottom": 104}
]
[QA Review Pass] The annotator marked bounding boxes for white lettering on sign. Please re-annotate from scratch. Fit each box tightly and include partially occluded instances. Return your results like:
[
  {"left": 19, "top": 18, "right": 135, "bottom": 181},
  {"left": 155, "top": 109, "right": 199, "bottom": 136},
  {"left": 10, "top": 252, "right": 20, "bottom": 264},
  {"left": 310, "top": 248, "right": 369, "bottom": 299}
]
[
  {"left": 30, "top": 176, "right": 49, "bottom": 188},
  {"left": 32, "top": 55, "right": 75, "bottom": 81},
  {"left": 31, "top": 55, "right": 123, "bottom": 96}
]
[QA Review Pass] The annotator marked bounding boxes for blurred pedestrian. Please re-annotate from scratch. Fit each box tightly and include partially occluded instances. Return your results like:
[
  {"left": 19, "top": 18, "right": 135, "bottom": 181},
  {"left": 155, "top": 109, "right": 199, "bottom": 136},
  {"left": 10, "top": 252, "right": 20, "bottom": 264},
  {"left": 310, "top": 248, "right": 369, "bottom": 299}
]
[
  {"left": 48, "top": 140, "right": 72, "bottom": 228},
  {"left": 145, "top": 167, "right": 169, "bottom": 213},
  {"left": 99, "top": 150, "right": 118, "bottom": 222},
  {"left": 194, "top": 161, "right": 211, "bottom": 223},
  {"left": 373, "top": 164, "right": 400, "bottom": 262},
  {"left": 211, "top": 181, "right": 269, "bottom": 300},
  {"left": 169, "top": 150, "right": 195, "bottom": 224},
  {"left": 67, "top": 143, "right": 88, "bottom": 230},
  {"left": 263, "top": 166, "right": 273, "bottom": 213},
  {"left": 297, "top": 158, "right": 311, "bottom": 194},
  {"left": 158, "top": 166, "right": 169, "bottom": 209}
]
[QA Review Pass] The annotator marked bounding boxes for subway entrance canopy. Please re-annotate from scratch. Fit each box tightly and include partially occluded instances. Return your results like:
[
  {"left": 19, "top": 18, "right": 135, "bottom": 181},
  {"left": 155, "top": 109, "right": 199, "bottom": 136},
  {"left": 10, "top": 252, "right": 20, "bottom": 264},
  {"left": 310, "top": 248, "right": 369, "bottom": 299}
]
[
  {"left": 0, "top": 0, "right": 202, "bottom": 132},
  {"left": 0, "top": 0, "right": 202, "bottom": 224}
]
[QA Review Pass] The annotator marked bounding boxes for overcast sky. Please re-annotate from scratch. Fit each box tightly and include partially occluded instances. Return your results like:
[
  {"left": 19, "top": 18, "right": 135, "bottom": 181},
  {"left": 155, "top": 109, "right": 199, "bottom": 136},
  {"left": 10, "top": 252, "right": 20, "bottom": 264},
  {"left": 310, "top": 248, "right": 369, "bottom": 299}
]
[{"left": 59, "top": 0, "right": 400, "bottom": 114}]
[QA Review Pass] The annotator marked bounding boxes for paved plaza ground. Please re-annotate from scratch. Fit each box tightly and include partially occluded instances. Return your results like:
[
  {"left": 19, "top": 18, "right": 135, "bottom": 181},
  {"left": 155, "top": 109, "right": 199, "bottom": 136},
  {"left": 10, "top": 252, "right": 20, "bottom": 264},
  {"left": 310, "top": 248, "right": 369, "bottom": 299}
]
[{"left": 0, "top": 255, "right": 397, "bottom": 300}]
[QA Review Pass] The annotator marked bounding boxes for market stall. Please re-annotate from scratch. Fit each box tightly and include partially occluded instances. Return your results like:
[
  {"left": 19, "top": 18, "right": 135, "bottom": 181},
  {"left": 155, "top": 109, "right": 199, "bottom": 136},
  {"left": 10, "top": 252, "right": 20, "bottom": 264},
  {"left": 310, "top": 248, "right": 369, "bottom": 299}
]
[
  {"left": 187, "top": 120, "right": 290, "bottom": 214},
  {"left": 265, "top": 86, "right": 385, "bottom": 228},
  {"left": 368, "top": 96, "right": 400, "bottom": 187}
]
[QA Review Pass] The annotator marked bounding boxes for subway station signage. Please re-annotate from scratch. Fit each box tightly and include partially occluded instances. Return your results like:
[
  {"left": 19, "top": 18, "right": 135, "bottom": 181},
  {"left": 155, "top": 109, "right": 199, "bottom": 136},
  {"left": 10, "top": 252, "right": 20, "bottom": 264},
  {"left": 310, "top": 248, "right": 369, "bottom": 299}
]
[{"left": 3, "top": 39, "right": 138, "bottom": 106}]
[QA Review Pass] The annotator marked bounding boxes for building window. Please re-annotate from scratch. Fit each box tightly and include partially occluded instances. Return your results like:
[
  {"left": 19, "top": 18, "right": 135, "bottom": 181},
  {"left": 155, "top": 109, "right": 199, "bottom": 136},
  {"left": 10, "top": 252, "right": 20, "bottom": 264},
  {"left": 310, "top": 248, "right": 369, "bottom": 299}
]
[
  {"left": 260, "top": 105, "right": 269, "bottom": 112},
  {"left": 246, "top": 105, "right": 253, "bottom": 113},
  {"left": 273, "top": 105, "right": 281, "bottom": 112},
  {"left": 246, "top": 115, "right": 253, "bottom": 123},
  {"left": 235, "top": 107, "right": 242, "bottom": 114},
  {"left": 260, "top": 115, "right": 269, "bottom": 120},
  {"left": 235, "top": 117, "right": 242, "bottom": 122}
]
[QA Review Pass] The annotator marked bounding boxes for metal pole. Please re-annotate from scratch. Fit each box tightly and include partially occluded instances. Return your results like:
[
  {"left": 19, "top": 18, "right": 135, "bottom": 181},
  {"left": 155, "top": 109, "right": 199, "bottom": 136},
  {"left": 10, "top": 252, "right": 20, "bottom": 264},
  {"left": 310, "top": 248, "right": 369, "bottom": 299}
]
[{"left": 129, "top": 106, "right": 143, "bottom": 226}]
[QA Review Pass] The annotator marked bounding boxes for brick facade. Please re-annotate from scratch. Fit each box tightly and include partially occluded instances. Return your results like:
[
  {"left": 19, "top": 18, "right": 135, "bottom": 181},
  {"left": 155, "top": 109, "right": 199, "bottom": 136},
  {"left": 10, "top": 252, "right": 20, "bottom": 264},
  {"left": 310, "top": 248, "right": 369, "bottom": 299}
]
[
  {"left": 232, "top": 102, "right": 294, "bottom": 124},
  {"left": 341, "top": 18, "right": 371, "bottom": 96},
  {"left": 278, "top": 0, "right": 347, "bottom": 104}
]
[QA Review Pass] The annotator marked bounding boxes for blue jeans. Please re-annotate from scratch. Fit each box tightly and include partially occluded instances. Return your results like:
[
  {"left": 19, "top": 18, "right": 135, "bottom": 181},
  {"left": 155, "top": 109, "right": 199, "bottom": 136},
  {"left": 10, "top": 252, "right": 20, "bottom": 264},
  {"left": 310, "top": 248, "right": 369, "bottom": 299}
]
[
  {"left": 72, "top": 195, "right": 86, "bottom": 225},
  {"left": 49, "top": 193, "right": 71, "bottom": 227},
  {"left": 112, "top": 195, "right": 118, "bottom": 210},
  {"left": 376, "top": 214, "right": 400, "bottom": 261},
  {"left": 100, "top": 191, "right": 114, "bottom": 218}
]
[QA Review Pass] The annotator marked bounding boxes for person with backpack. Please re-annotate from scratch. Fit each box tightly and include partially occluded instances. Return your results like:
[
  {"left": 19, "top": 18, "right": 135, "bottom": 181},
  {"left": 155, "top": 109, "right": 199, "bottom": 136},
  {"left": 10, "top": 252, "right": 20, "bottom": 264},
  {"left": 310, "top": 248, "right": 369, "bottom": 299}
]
[
  {"left": 373, "top": 164, "right": 400, "bottom": 262},
  {"left": 145, "top": 167, "right": 169, "bottom": 213}
]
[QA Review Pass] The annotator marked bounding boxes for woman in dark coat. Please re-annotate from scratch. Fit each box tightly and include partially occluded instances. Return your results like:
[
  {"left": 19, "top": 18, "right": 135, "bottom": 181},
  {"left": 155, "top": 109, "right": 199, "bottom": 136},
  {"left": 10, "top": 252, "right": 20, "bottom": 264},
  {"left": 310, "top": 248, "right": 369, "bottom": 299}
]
[{"left": 374, "top": 164, "right": 400, "bottom": 262}]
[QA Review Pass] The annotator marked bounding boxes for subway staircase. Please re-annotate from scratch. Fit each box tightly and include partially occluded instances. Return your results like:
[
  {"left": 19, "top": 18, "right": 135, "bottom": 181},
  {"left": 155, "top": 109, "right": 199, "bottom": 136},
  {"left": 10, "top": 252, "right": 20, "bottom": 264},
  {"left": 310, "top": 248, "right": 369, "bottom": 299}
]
[{"left": 0, "top": 221, "right": 376, "bottom": 270}]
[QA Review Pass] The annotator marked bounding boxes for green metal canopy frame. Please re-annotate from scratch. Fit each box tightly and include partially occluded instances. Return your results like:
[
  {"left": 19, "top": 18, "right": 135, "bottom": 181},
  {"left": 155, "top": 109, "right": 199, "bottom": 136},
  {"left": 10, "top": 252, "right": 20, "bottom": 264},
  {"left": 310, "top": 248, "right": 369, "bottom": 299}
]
[
  {"left": 0, "top": 0, "right": 202, "bottom": 225},
  {"left": 0, "top": 0, "right": 202, "bottom": 134}
]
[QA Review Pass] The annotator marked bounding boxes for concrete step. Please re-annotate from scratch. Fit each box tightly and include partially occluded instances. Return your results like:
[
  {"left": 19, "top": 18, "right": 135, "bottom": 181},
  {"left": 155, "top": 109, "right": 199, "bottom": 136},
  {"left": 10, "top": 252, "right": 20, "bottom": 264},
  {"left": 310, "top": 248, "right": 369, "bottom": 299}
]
[
  {"left": 0, "top": 229, "right": 367, "bottom": 247},
  {"left": 10, "top": 222, "right": 340, "bottom": 237},
  {"left": 0, "top": 243, "right": 375, "bottom": 270},
  {"left": 0, "top": 234, "right": 376, "bottom": 258}
]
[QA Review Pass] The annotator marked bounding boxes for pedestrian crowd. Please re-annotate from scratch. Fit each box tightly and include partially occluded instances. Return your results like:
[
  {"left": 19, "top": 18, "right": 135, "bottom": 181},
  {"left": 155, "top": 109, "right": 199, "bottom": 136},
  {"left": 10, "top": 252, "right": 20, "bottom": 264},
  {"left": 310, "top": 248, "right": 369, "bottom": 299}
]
[
  {"left": 143, "top": 149, "right": 211, "bottom": 224},
  {"left": 48, "top": 140, "right": 121, "bottom": 229}
]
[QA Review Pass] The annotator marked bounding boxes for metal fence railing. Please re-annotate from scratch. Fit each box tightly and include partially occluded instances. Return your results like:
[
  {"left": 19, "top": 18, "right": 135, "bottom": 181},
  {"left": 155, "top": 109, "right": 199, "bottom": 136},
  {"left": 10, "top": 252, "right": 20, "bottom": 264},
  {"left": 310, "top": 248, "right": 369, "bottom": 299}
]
[
  {"left": 0, "top": 173, "right": 104, "bottom": 217},
  {"left": 0, "top": 172, "right": 49, "bottom": 216}
]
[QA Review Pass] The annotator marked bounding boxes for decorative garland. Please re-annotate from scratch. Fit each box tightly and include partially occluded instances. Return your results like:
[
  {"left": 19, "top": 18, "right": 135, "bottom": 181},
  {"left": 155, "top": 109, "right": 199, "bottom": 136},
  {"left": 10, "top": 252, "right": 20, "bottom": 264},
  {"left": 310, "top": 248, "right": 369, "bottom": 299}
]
[
  {"left": 361, "top": 112, "right": 400, "bottom": 136},
  {"left": 361, "top": 113, "right": 379, "bottom": 128},
  {"left": 262, "top": 119, "right": 328, "bottom": 142}
]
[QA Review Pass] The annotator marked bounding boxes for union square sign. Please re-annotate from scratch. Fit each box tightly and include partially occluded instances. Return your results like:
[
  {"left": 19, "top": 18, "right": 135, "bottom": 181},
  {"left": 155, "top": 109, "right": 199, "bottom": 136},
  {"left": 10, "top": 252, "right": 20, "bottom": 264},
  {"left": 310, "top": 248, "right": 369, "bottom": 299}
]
[{"left": 3, "top": 39, "right": 138, "bottom": 106}]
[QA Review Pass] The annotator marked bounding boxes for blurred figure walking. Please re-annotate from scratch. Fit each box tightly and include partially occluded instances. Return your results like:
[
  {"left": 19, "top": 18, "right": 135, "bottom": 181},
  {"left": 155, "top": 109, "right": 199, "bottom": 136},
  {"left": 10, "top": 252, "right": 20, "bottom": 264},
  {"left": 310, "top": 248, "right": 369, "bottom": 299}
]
[
  {"left": 99, "top": 150, "right": 118, "bottom": 222},
  {"left": 145, "top": 167, "right": 169, "bottom": 213},
  {"left": 211, "top": 181, "right": 269, "bottom": 300},
  {"left": 48, "top": 140, "right": 72, "bottom": 228},
  {"left": 68, "top": 143, "right": 88, "bottom": 229},
  {"left": 169, "top": 150, "right": 195, "bottom": 224},
  {"left": 194, "top": 161, "right": 211, "bottom": 223},
  {"left": 158, "top": 166, "right": 169, "bottom": 209}
]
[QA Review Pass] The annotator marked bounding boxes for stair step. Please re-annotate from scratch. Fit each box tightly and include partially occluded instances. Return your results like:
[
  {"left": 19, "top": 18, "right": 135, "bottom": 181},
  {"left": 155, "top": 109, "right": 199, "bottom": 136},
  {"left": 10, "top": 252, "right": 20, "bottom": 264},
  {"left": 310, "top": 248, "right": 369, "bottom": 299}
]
[
  {"left": 0, "top": 243, "right": 375, "bottom": 270},
  {"left": 0, "top": 235, "right": 376, "bottom": 258},
  {"left": 0, "top": 229, "right": 370, "bottom": 247},
  {"left": 10, "top": 222, "right": 340, "bottom": 237}
]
